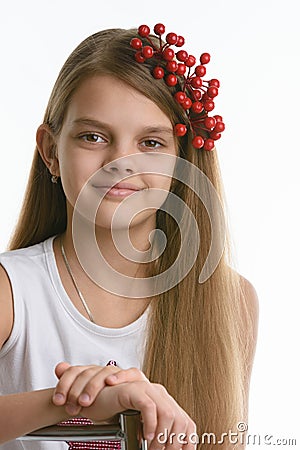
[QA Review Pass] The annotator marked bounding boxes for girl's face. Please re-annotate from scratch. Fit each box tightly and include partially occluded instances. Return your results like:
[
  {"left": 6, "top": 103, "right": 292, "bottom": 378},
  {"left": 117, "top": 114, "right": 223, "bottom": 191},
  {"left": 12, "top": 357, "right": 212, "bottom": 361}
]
[{"left": 55, "top": 75, "right": 178, "bottom": 230}]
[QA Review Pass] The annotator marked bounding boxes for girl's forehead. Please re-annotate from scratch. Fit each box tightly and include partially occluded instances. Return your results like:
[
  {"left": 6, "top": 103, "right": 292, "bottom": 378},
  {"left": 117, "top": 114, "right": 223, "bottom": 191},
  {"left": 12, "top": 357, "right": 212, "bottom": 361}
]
[{"left": 65, "top": 75, "right": 172, "bottom": 127}]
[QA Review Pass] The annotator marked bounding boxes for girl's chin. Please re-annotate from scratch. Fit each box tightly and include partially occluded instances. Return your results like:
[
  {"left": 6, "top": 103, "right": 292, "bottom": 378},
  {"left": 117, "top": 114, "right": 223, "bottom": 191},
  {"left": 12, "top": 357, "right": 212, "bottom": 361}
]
[{"left": 93, "top": 211, "right": 157, "bottom": 232}]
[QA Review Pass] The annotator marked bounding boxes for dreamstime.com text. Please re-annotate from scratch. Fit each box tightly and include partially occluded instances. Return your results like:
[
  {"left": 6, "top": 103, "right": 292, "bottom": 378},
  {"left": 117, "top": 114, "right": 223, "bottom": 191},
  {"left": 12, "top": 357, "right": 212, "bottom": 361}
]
[{"left": 156, "top": 423, "right": 297, "bottom": 446}]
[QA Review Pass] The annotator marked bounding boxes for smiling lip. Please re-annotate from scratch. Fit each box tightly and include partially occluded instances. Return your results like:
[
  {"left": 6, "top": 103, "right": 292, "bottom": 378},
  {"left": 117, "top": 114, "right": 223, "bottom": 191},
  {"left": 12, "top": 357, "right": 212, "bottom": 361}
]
[{"left": 92, "top": 182, "right": 143, "bottom": 198}]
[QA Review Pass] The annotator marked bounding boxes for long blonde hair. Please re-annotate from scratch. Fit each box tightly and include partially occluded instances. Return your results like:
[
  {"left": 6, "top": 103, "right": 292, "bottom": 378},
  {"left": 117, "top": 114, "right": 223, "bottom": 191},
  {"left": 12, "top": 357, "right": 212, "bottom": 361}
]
[{"left": 8, "top": 28, "right": 253, "bottom": 447}]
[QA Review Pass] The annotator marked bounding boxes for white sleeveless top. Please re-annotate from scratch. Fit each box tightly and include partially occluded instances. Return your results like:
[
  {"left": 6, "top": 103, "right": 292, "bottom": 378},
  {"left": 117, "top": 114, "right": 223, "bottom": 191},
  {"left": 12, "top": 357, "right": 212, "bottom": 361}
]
[{"left": 0, "top": 235, "right": 149, "bottom": 450}]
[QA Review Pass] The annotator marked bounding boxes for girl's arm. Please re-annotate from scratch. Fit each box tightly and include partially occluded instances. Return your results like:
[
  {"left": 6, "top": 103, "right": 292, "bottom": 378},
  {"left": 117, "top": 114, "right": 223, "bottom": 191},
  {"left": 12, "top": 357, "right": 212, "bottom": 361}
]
[
  {"left": 0, "top": 381, "right": 196, "bottom": 450},
  {"left": 0, "top": 267, "right": 69, "bottom": 443},
  {"left": 80, "top": 381, "right": 196, "bottom": 450},
  {"left": 0, "top": 264, "right": 14, "bottom": 349},
  {"left": 52, "top": 362, "right": 150, "bottom": 415},
  {"left": 0, "top": 388, "right": 68, "bottom": 444}
]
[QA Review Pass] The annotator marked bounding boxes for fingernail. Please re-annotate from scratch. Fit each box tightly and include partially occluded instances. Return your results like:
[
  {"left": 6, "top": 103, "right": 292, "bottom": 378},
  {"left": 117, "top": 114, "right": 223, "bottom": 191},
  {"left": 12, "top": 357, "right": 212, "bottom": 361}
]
[
  {"left": 79, "top": 393, "right": 90, "bottom": 404},
  {"left": 53, "top": 393, "right": 64, "bottom": 403},
  {"left": 147, "top": 433, "right": 155, "bottom": 441},
  {"left": 106, "top": 374, "right": 117, "bottom": 382}
]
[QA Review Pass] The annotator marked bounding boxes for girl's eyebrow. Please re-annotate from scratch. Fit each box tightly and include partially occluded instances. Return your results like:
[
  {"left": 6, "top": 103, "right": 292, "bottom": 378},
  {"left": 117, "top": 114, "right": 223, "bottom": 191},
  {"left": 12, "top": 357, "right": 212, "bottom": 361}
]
[
  {"left": 141, "top": 126, "right": 174, "bottom": 136},
  {"left": 71, "top": 117, "right": 174, "bottom": 135},
  {"left": 71, "top": 118, "right": 110, "bottom": 128}
]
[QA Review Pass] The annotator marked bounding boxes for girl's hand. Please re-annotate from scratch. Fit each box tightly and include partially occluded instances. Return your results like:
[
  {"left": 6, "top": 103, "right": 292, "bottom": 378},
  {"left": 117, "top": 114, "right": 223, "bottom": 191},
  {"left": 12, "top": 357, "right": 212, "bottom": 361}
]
[
  {"left": 81, "top": 381, "right": 197, "bottom": 450},
  {"left": 52, "top": 362, "right": 148, "bottom": 416}
]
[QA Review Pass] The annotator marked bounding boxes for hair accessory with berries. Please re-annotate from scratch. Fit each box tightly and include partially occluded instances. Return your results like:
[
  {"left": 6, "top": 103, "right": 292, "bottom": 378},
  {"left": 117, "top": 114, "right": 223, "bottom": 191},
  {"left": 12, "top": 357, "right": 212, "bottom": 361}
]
[{"left": 130, "top": 23, "right": 225, "bottom": 151}]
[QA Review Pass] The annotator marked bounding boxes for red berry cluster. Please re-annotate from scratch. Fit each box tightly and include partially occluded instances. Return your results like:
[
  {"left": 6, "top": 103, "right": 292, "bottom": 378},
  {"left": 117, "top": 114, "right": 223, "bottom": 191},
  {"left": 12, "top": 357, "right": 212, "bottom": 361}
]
[{"left": 130, "top": 23, "right": 225, "bottom": 151}]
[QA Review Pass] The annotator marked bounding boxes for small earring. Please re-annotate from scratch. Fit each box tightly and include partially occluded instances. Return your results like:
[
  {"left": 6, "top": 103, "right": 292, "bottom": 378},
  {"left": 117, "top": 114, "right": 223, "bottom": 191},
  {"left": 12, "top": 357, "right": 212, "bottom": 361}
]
[{"left": 51, "top": 175, "right": 58, "bottom": 184}]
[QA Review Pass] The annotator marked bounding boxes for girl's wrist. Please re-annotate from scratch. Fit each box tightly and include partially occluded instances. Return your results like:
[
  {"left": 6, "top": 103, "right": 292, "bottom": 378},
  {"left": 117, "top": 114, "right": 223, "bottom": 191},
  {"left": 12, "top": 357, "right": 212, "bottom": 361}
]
[
  {"left": 46, "top": 388, "right": 71, "bottom": 423},
  {"left": 0, "top": 388, "right": 71, "bottom": 444}
]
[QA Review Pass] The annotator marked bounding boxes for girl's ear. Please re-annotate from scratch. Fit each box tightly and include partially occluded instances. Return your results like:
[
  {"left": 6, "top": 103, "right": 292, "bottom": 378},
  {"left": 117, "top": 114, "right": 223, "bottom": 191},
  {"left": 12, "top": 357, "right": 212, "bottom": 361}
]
[{"left": 36, "top": 124, "right": 60, "bottom": 177}]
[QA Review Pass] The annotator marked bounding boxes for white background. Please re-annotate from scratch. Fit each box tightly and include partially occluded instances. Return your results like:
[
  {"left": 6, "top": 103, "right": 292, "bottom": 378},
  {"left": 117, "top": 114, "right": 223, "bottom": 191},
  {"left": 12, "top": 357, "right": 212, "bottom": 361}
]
[{"left": 0, "top": 0, "right": 299, "bottom": 447}]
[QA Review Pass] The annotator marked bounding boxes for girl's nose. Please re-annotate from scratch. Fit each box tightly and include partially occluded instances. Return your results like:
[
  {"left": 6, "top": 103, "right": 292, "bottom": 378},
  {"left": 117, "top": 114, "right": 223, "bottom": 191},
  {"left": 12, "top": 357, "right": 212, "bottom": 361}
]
[
  {"left": 102, "top": 152, "right": 139, "bottom": 176},
  {"left": 103, "top": 156, "right": 134, "bottom": 175}
]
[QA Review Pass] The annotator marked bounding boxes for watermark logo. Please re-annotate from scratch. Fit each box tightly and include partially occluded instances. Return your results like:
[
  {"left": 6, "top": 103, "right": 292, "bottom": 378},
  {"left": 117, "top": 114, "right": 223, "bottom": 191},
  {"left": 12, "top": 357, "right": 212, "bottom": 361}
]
[
  {"left": 156, "top": 423, "right": 297, "bottom": 446},
  {"left": 71, "top": 153, "right": 226, "bottom": 297}
]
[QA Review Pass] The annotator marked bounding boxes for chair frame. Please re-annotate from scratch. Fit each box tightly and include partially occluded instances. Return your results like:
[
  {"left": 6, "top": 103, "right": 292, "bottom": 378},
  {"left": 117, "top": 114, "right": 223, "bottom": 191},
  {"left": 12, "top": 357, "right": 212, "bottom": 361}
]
[{"left": 19, "top": 410, "right": 147, "bottom": 450}]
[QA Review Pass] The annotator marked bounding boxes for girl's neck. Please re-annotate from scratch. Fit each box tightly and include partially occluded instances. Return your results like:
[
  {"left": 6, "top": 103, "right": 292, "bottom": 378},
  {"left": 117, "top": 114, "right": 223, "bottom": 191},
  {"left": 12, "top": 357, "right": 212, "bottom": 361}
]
[{"left": 62, "top": 209, "right": 156, "bottom": 281}]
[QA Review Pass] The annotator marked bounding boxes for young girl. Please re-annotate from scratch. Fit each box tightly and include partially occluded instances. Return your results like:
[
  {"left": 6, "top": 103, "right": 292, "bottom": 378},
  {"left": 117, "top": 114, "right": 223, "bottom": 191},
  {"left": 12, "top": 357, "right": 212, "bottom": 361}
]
[{"left": 0, "top": 24, "right": 258, "bottom": 449}]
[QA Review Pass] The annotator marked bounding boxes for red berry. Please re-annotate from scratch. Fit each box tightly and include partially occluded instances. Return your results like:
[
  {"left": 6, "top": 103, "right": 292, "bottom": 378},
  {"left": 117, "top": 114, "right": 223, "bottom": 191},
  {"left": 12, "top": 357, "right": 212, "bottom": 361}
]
[
  {"left": 176, "top": 36, "right": 185, "bottom": 47},
  {"left": 175, "top": 124, "right": 187, "bottom": 136},
  {"left": 154, "top": 23, "right": 165, "bottom": 35},
  {"left": 182, "top": 98, "right": 192, "bottom": 110},
  {"left": 214, "top": 122, "right": 225, "bottom": 132},
  {"left": 207, "top": 87, "right": 218, "bottom": 98},
  {"left": 200, "top": 52, "right": 211, "bottom": 64},
  {"left": 166, "top": 32, "right": 178, "bottom": 45},
  {"left": 177, "top": 50, "right": 188, "bottom": 62},
  {"left": 209, "top": 79, "right": 220, "bottom": 88},
  {"left": 204, "top": 100, "right": 215, "bottom": 111},
  {"left": 186, "top": 55, "right": 196, "bottom": 67},
  {"left": 202, "top": 93, "right": 209, "bottom": 102},
  {"left": 195, "top": 65, "right": 206, "bottom": 77},
  {"left": 153, "top": 66, "right": 165, "bottom": 79},
  {"left": 191, "top": 102, "right": 203, "bottom": 114},
  {"left": 130, "top": 38, "right": 143, "bottom": 50},
  {"left": 192, "top": 136, "right": 204, "bottom": 149},
  {"left": 135, "top": 51, "right": 146, "bottom": 63},
  {"left": 176, "top": 63, "right": 186, "bottom": 75},
  {"left": 191, "top": 76, "right": 202, "bottom": 88},
  {"left": 166, "top": 74, "right": 178, "bottom": 86},
  {"left": 163, "top": 48, "right": 175, "bottom": 61},
  {"left": 214, "top": 115, "right": 223, "bottom": 122},
  {"left": 203, "top": 139, "right": 215, "bottom": 151},
  {"left": 193, "top": 90, "right": 202, "bottom": 100},
  {"left": 138, "top": 25, "right": 150, "bottom": 37},
  {"left": 174, "top": 91, "right": 186, "bottom": 103},
  {"left": 210, "top": 131, "right": 221, "bottom": 140},
  {"left": 204, "top": 117, "right": 216, "bottom": 129},
  {"left": 167, "top": 61, "right": 178, "bottom": 72},
  {"left": 142, "top": 46, "right": 154, "bottom": 59}
]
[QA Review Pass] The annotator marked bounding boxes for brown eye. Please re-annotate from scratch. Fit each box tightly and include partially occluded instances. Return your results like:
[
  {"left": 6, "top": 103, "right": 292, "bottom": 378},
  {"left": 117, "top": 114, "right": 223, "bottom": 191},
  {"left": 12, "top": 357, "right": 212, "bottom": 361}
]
[
  {"left": 80, "top": 133, "right": 105, "bottom": 143},
  {"left": 142, "top": 139, "right": 162, "bottom": 149}
]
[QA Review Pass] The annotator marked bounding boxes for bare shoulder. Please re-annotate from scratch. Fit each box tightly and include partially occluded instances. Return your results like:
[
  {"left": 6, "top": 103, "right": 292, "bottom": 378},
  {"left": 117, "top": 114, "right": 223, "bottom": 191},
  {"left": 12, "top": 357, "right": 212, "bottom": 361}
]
[
  {"left": 0, "top": 264, "right": 14, "bottom": 349},
  {"left": 239, "top": 274, "right": 259, "bottom": 330}
]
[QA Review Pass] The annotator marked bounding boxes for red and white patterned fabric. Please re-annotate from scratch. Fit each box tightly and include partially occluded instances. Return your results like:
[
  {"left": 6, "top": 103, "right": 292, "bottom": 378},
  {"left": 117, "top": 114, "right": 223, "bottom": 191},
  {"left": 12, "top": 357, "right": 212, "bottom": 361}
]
[{"left": 58, "top": 418, "right": 121, "bottom": 450}]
